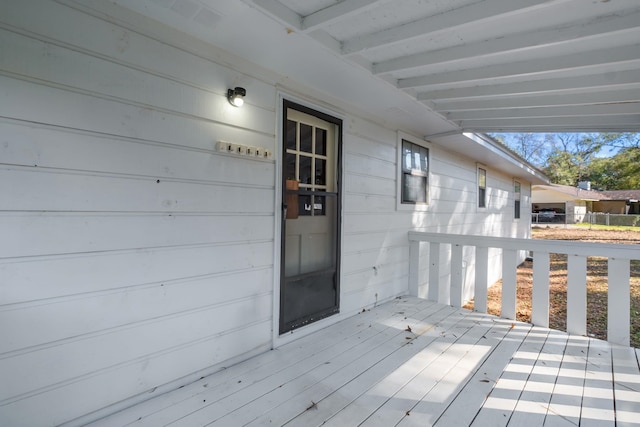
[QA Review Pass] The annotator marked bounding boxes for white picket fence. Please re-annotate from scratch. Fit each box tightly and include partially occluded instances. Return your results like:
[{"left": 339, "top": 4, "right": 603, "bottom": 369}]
[{"left": 408, "top": 232, "right": 640, "bottom": 346}]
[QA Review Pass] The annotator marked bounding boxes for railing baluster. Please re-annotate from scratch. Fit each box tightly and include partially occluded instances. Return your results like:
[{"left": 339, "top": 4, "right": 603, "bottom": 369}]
[
  {"left": 531, "top": 251, "right": 550, "bottom": 328},
  {"left": 450, "top": 244, "right": 463, "bottom": 308},
  {"left": 474, "top": 246, "right": 489, "bottom": 313},
  {"left": 608, "top": 258, "right": 630, "bottom": 346},
  {"left": 409, "top": 240, "right": 421, "bottom": 298},
  {"left": 429, "top": 242, "right": 440, "bottom": 302},
  {"left": 408, "top": 231, "right": 640, "bottom": 347},
  {"left": 567, "top": 254, "right": 587, "bottom": 336},
  {"left": 501, "top": 249, "right": 518, "bottom": 320}
]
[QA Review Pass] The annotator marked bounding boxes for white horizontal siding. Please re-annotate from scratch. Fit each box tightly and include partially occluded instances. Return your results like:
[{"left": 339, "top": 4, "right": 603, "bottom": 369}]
[
  {"left": 1, "top": 241, "right": 274, "bottom": 303},
  {"left": 0, "top": 267, "right": 274, "bottom": 354},
  {"left": 340, "top": 121, "right": 407, "bottom": 311},
  {"left": 0, "top": 166, "right": 273, "bottom": 213},
  {"left": 1, "top": 1, "right": 534, "bottom": 425},
  {"left": 2, "top": 321, "right": 272, "bottom": 427},
  {"left": 0, "top": 1, "right": 276, "bottom": 425},
  {"left": 0, "top": 119, "right": 274, "bottom": 184},
  {"left": 340, "top": 132, "right": 530, "bottom": 312},
  {"left": 0, "top": 213, "right": 274, "bottom": 258}
]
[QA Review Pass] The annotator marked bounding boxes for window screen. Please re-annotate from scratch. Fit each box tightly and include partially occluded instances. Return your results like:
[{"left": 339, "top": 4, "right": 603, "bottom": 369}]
[
  {"left": 401, "top": 140, "right": 429, "bottom": 204},
  {"left": 478, "top": 168, "right": 487, "bottom": 208},
  {"left": 514, "top": 181, "right": 521, "bottom": 219}
]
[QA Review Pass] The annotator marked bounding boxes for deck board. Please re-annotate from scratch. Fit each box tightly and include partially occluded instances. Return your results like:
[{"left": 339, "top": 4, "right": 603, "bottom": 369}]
[{"left": 88, "top": 297, "right": 640, "bottom": 427}]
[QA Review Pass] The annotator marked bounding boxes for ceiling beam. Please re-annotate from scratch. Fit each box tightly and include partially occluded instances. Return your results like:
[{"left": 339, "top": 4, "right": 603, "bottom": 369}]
[
  {"left": 398, "top": 44, "right": 640, "bottom": 89},
  {"left": 302, "top": 0, "right": 384, "bottom": 32},
  {"left": 417, "top": 69, "right": 640, "bottom": 100},
  {"left": 250, "top": 0, "right": 302, "bottom": 30},
  {"left": 432, "top": 89, "right": 640, "bottom": 111},
  {"left": 446, "top": 102, "right": 640, "bottom": 121},
  {"left": 457, "top": 115, "right": 640, "bottom": 132},
  {"left": 342, "top": 0, "right": 564, "bottom": 55},
  {"left": 373, "top": 9, "right": 640, "bottom": 75}
]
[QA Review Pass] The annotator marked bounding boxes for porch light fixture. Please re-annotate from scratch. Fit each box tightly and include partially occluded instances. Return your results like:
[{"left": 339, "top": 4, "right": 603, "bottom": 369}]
[{"left": 227, "top": 87, "right": 246, "bottom": 107}]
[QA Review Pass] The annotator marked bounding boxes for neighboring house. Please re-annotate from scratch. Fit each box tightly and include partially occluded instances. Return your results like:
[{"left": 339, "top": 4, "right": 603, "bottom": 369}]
[
  {"left": 532, "top": 184, "right": 605, "bottom": 223},
  {"left": 596, "top": 190, "right": 640, "bottom": 215},
  {"left": 1, "top": 1, "right": 635, "bottom": 426},
  {"left": 533, "top": 185, "right": 640, "bottom": 223}
]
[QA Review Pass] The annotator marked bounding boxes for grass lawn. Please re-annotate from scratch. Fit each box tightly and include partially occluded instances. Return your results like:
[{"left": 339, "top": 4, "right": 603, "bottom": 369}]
[
  {"left": 463, "top": 227, "right": 640, "bottom": 348},
  {"left": 573, "top": 223, "right": 640, "bottom": 232}
]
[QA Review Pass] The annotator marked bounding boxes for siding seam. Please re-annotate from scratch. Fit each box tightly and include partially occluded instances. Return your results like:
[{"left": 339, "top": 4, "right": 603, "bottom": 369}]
[
  {"left": 0, "top": 291, "right": 273, "bottom": 360},
  {"left": 0, "top": 116, "right": 271, "bottom": 156},
  {"left": 0, "top": 239, "right": 274, "bottom": 263},
  {"left": 0, "top": 164, "right": 275, "bottom": 190},
  {"left": 0, "top": 70, "right": 275, "bottom": 137},
  {"left": 0, "top": 265, "right": 274, "bottom": 312},
  {"left": 0, "top": 317, "right": 272, "bottom": 407}
]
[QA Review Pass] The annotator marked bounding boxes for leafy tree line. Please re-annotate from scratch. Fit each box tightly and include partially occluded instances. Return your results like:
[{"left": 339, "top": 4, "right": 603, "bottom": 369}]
[{"left": 490, "top": 133, "right": 640, "bottom": 190}]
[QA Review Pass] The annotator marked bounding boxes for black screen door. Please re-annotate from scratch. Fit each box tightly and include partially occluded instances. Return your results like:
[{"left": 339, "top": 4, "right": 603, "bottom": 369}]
[{"left": 280, "top": 101, "right": 341, "bottom": 334}]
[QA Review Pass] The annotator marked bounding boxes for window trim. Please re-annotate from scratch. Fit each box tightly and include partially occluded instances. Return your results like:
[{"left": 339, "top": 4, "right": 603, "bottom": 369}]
[
  {"left": 396, "top": 132, "right": 430, "bottom": 211},
  {"left": 477, "top": 165, "right": 487, "bottom": 210}
]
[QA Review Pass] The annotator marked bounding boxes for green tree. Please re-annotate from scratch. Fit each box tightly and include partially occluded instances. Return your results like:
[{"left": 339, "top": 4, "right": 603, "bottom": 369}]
[
  {"left": 490, "top": 132, "right": 639, "bottom": 188},
  {"left": 543, "top": 149, "right": 580, "bottom": 185},
  {"left": 585, "top": 148, "right": 640, "bottom": 190}
]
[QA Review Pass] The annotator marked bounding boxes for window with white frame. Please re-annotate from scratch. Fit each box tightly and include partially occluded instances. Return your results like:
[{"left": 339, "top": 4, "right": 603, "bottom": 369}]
[
  {"left": 400, "top": 139, "right": 429, "bottom": 205},
  {"left": 478, "top": 167, "right": 487, "bottom": 208},
  {"left": 514, "top": 181, "right": 521, "bottom": 219}
]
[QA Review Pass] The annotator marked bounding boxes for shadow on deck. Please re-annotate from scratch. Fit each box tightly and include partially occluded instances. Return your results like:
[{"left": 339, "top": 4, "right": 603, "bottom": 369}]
[{"left": 89, "top": 297, "right": 640, "bottom": 426}]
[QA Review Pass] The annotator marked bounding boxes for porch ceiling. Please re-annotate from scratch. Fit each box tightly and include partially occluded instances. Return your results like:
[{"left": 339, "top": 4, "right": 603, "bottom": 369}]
[
  {"left": 248, "top": 0, "right": 640, "bottom": 133},
  {"left": 93, "top": 0, "right": 640, "bottom": 134}
]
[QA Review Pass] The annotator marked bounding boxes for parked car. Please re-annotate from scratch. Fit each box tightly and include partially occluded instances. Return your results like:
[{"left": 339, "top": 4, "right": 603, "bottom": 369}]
[{"left": 537, "top": 208, "right": 556, "bottom": 221}]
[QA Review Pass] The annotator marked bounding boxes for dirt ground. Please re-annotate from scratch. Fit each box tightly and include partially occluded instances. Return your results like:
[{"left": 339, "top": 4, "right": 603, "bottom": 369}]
[{"left": 463, "top": 226, "right": 640, "bottom": 348}]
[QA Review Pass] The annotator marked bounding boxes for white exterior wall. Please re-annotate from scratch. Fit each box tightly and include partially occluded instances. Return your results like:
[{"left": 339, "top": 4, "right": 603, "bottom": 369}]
[
  {"left": 566, "top": 200, "right": 588, "bottom": 223},
  {"left": 0, "top": 2, "right": 531, "bottom": 425}
]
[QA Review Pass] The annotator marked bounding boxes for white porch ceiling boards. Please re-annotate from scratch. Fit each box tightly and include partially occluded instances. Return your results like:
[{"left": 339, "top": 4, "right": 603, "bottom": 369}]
[
  {"left": 77, "top": 0, "right": 640, "bottom": 135},
  {"left": 250, "top": 0, "right": 640, "bottom": 133}
]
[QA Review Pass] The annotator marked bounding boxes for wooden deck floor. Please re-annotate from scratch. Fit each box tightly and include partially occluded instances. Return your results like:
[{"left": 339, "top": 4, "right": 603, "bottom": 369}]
[{"left": 89, "top": 297, "right": 640, "bottom": 427}]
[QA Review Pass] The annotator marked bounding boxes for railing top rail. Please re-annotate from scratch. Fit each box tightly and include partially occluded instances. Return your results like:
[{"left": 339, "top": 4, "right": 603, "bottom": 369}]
[{"left": 408, "top": 231, "right": 640, "bottom": 260}]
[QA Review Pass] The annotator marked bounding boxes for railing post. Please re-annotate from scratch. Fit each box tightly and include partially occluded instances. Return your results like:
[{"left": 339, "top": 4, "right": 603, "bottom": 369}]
[
  {"left": 450, "top": 244, "right": 464, "bottom": 308},
  {"left": 531, "top": 251, "right": 550, "bottom": 327},
  {"left": 474, "top": 246, "right": 488, "bottom": 313},
  {"left": 567, "top": 254, "right": 587, "bottom": 336},
  {"left": 608, "top": 258, "right": 630, "bottom": 346},
  {"left": 409, "top": 239, "right": 420, "bottom": 298},
  {"left": 501, "top": 249, "right": 518, "bottom": 320},
  {"left": 428, "top": 242, "right": 440, "bottom": 302}
]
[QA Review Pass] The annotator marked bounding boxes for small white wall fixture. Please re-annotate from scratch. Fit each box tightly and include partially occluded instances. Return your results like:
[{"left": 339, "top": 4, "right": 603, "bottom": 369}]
[{"left": 216, "top": 140, "right": 272, "bottom": 159}]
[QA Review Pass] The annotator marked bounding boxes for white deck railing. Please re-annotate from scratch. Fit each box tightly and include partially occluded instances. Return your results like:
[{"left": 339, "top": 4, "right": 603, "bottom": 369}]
[{"left": 408, "top": 232, "right": 640, "bottom": 346}]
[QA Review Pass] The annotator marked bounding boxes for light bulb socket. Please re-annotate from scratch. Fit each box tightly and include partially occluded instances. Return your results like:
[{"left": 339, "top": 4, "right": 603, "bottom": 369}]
[{"left": 227, "top": 87, "right": 246, "bottom": 107}]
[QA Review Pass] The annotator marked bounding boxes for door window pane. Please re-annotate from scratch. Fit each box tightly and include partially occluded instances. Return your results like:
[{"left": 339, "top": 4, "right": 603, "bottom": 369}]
[
  {"left": 285, "top": 153, "right": 296, "bottom": 181},
  {"left": 315, "top": 159, "right": 326, "bottom": 185},
  {"left": 286, "top": 120, "right": 297, "bottom": 150},
  {"left": 300, "top": 123, "right": 312, "bottom": 153},
  {"left": 299, "top": 155, "right": 312, "bottom": 184},
  {"left": 315, "top": 128, "right": 326, "bottom": 155}
]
